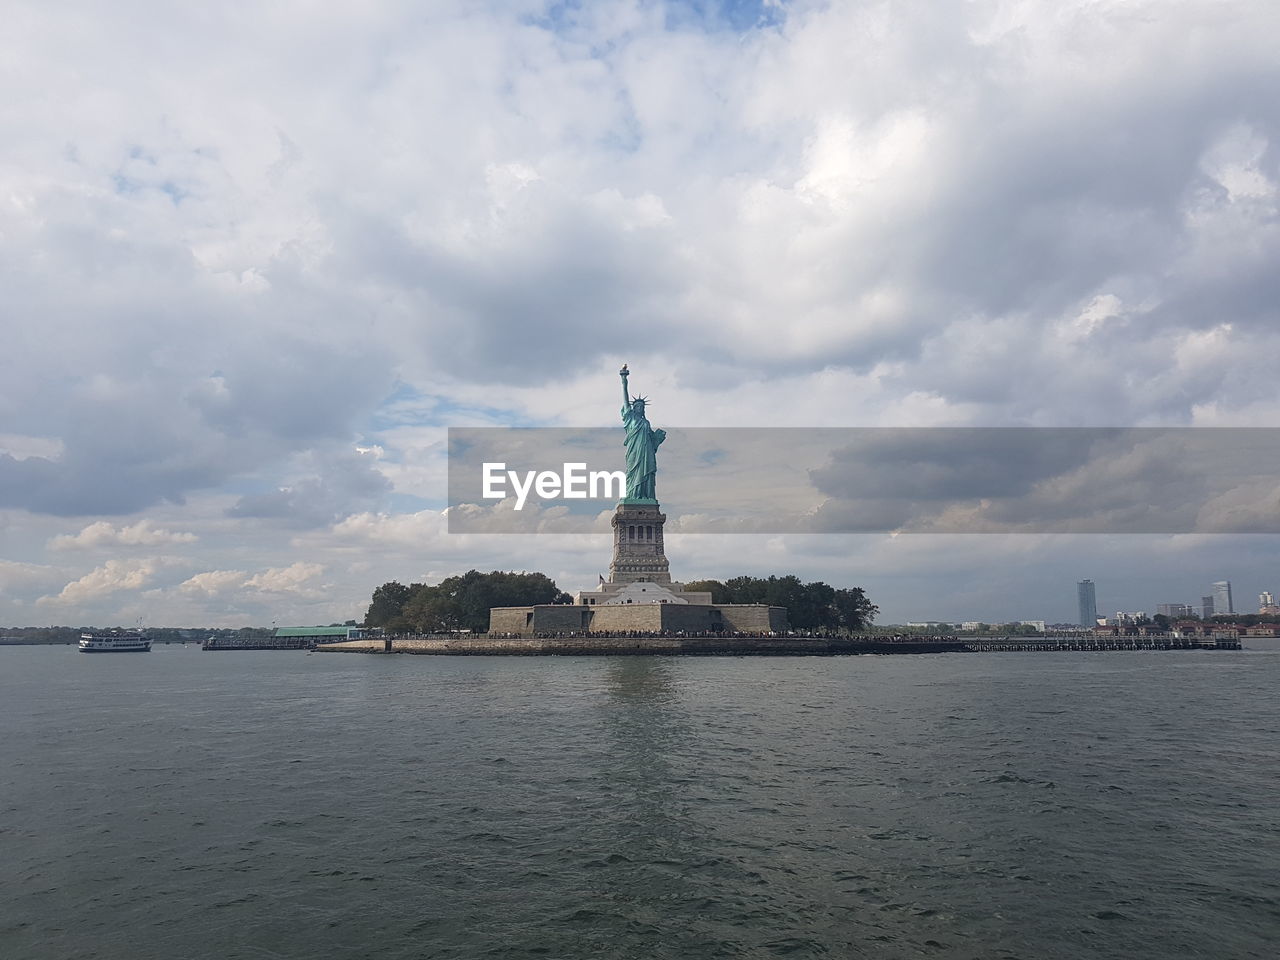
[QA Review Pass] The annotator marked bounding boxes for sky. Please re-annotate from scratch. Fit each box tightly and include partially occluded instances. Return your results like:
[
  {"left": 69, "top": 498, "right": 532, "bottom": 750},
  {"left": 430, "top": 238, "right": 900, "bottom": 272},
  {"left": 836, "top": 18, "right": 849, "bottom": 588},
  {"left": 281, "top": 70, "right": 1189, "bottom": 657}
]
[{"left": 3, "top": 0, "right": 1280, "bottom": 627}]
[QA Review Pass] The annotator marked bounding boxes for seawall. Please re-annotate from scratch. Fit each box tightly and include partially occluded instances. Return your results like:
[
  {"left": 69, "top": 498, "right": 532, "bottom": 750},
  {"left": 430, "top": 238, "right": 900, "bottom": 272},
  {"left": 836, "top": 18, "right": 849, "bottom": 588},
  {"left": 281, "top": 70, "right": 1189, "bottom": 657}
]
[{"left": 314, "top": 635, "right": 1242, "bottom": 656}]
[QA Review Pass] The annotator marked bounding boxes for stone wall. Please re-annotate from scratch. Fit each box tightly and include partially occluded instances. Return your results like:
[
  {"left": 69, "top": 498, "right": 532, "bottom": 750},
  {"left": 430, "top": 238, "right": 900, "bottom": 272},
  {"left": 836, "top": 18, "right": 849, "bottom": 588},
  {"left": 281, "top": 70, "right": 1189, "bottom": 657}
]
[
  {"left": 593, "top": 603, "right": 695, "bottom": 632},
  {"left": 487, "top": 602, "right": 788, "bottom": 636},
  {"left": 489, "top": 605, "right": 593, "bottom": 634},
  {"left": 526, "top": 605, "right": 594, "bottom": 634},
  {"left": 488, "top": 606, "right": 532, "bottom": 635},
  {"left": 321, "top": 636, "right": 852, "bottom": 655},
  {"left": 718, "top": 604, "right": 789, "bottom": 633},
  {"left": 315, "top": 639, "right": 386, "bottom": 652}
]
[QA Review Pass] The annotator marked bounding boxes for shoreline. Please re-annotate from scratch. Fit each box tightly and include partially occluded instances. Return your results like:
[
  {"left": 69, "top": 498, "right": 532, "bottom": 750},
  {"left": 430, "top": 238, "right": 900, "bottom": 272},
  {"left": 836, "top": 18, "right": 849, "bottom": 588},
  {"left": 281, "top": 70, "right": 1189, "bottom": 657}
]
[{"left": 314, "top": 635, "right": 1242, "bottom": 656}]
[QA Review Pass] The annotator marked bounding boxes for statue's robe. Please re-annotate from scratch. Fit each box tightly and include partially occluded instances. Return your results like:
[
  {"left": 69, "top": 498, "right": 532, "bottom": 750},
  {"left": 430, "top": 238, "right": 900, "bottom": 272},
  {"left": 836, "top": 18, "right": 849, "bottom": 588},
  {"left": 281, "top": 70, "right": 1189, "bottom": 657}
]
[{"left": 621, "top": 403, "right": 664, "bottom": 501}]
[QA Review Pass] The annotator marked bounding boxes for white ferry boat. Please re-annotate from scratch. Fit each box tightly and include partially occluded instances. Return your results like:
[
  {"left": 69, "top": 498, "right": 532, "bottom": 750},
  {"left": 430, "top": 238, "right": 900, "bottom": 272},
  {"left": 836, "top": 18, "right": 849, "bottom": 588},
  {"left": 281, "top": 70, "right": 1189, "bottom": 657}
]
[{"left": 79, "top": 631, "right": 151, "bottom": 653}]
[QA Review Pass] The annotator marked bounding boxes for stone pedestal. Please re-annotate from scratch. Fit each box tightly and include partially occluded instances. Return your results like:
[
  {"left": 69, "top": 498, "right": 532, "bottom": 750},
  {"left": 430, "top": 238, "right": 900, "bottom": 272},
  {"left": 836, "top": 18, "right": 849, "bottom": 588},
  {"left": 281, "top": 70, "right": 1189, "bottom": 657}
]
[
  {"left": 609, "top": 502, "right": 670, "bottom": 584},
  {"left": 488, "top": 499, "right": 790, "bottom": 638}
]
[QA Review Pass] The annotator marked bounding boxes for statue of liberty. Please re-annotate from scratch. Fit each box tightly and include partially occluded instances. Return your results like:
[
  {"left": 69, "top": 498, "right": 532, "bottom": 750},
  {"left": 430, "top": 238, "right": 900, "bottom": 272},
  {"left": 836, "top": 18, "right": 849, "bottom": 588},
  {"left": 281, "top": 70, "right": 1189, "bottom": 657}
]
[{"left": 619, "top": 364, "right": 665, "bottom": 503}]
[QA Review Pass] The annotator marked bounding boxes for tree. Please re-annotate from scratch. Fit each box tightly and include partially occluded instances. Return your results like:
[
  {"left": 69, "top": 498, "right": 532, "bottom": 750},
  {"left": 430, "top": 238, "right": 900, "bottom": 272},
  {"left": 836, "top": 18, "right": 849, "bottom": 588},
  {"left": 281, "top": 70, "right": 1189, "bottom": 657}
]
[
  {"left": 764, "top": 577, "right": 836, "bottom": 630},
  {"left": 404, "top": 592, "right": 463, "bottom": 633},
  {"left": 365, "top": 570, "right": 571, "bottom": 634},
  {"left": 365, "top": 581, "right": 414, "bottom": 628},
  {"left": 684, "top": 579, "right": 728, "bottom": 603},
  {"left": 723, "top": 575, "right": 768, "bottom": 604},
  {"left": 831, "top": 587, "right": 878, "bottom": 632},
  {"left": 695, "top": 574, "right": 876, "bottom": 632}
]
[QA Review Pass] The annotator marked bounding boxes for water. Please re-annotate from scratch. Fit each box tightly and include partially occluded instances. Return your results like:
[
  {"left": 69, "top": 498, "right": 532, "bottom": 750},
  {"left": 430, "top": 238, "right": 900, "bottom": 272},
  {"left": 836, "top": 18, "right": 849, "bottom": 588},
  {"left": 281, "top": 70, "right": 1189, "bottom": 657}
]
[{"left": 2, "top": 645, "right": 1277, "bottom": 959}]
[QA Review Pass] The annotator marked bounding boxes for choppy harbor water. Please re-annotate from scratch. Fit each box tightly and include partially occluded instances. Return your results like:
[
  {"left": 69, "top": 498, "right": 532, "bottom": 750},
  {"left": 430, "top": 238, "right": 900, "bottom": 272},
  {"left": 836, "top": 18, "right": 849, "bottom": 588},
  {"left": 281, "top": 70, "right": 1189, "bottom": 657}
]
[{"left": 2, "top": 646, "right": 1277, "bottom": 960}]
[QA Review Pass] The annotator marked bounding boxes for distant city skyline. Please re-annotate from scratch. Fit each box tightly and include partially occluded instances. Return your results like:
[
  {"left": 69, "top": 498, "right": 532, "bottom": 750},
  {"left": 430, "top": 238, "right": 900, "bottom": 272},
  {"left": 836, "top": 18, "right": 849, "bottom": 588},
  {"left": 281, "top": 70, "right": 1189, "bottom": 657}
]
[
  {"left": 924, "top": 576, "right": 1280, "bottom": 632},
  {"left": 902, "top": 573, "right": 1276, "bottom": 628},
  {"left": 1066, "top": 577, "right": 1280, "bottom": 626}
]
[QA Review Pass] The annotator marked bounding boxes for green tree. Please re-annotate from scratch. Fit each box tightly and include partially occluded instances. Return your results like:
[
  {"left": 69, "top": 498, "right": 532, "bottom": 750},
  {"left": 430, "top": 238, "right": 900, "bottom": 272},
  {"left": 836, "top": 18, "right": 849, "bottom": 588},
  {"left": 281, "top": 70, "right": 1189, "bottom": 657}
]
[
  {"left": 698, "top": 574, "right": 877, "bottom": 632},
  {"left": 684, "top": 579, "right": 728, "bottom": 603},
  {"left": 776, "top": 578, "right": 835, "bottom": 630},
  {"left": 404, "top": 592, "right": 463, "bottom": 633},
  {"left": 368, "top": 570, "right": 571, "bottom": 634},
  {"left": 365, "top": 581, "right": 414, "bottom": 628},
  {"left": 829, "top": 587, "right": 877, "bottom": 631}
]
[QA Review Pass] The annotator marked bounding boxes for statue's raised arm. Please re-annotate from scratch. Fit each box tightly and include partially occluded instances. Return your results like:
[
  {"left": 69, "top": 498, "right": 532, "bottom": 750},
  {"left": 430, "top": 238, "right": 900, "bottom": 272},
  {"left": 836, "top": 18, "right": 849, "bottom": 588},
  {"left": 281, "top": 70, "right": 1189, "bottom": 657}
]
[{"left": 620, "top": 364, "right": 631, "bottom": 408}]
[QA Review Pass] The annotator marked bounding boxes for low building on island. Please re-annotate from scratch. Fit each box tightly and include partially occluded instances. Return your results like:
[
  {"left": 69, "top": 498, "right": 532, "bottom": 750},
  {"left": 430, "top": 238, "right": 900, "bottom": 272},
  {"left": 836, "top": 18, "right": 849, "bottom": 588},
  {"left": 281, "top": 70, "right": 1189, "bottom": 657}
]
[{"left": 487, "top": 501, "right": 787, "bottom": 636}]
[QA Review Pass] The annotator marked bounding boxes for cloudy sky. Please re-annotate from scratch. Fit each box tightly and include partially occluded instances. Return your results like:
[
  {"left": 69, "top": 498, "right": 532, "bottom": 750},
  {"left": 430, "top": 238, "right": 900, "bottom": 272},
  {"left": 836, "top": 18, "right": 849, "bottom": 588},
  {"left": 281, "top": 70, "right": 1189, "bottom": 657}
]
[{"left": 4, "top": 0, "right": 1280, "bottom": 628}]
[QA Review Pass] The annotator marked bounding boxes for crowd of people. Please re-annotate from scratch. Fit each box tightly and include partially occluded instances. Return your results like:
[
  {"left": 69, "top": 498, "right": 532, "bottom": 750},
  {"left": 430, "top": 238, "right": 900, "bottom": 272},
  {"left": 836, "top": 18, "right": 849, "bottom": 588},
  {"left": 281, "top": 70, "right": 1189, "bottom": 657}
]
[
  {"left": 526, "top": 629, "right": 784, "bottom": 639},
  {"left": 413, "top": 630, "right": 968, "bottom": 642},
  {"left": 489, "top": 629, "right": 947, "bottom": 641},
  {"left": 874, "top": 633, "right": 962, "bottom": 643}
]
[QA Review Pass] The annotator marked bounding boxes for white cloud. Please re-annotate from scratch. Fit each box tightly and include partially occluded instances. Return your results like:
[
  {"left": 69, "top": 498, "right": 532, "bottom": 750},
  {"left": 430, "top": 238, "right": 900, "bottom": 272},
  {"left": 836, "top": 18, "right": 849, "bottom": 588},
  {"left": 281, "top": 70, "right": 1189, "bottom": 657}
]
[
  {"left": 49, "top": 520, "right": 198, "bottom": 550},
  {"left": 0, "top": 434, "right": 64, "bottom": 461},
  {"left": 39, "top": 559, "right": 157, "bottom": 605},
  {"left": 244, "top": 561, "right": 326, "bottom": 595},
  {"left": 178, "top": 569, "right": 248, "bottom": 597},
  {"left": 0, "top": 559, "right": 63, "bottom": 599},
  {"left": 325, "top": 510, "right": 444, "bottom": 548}
]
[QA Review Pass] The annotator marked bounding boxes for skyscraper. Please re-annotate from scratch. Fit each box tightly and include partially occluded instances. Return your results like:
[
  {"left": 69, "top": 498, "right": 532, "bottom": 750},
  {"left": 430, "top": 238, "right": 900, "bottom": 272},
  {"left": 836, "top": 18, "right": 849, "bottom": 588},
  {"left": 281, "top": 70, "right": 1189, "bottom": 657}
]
[
  {"left": 1202, "top": 595, "right": 1215, "bottom": 619},
  {"left": 1212, "top": 580, "right": 1233, "bottom": 616},
  {"left": 1077, "top": 579, "right": 1097, "bottom": 628}
]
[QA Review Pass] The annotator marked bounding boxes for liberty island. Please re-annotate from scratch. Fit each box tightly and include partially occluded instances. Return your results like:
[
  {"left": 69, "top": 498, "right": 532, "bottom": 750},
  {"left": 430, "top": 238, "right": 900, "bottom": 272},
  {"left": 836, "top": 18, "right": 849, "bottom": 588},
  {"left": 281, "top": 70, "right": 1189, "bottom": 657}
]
[
  {"left": 487, "top": 365, "right": 790, "bottom": 637},
  {"left": 319, "top": 367, "right": 1244, "bottom": 655}
]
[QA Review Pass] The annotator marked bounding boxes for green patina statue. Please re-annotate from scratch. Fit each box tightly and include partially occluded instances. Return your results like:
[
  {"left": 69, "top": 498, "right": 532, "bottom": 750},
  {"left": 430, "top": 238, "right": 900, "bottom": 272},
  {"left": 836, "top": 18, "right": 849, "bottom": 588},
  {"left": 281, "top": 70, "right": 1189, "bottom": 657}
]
[{"left": 619, "top": 364, "right": 665, "bottom": 503}]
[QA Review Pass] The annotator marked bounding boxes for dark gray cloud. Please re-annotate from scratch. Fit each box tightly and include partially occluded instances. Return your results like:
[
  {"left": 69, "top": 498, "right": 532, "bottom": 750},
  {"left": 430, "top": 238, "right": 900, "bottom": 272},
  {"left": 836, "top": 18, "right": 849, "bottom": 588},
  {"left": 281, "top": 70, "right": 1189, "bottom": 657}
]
[
  {"left": 330, "top": 180, "right": 687, "bottom": 384},
  {"left": 809, "top": 430, "right": 1097, "bottom": 502},
  {"left": 228, "top": 450, "right": 393, "bottom": 529},
  {"left": 0, "top": 322, "right": 391, "bottom": 516},
  {"left": 811, "top": 429, "right": 1280, "bottom": 533}
]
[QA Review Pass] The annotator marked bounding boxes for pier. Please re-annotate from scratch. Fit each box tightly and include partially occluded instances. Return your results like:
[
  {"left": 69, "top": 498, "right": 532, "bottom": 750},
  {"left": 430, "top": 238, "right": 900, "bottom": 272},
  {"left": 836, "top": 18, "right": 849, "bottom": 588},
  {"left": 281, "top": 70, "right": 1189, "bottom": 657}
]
[
  {"left": 951, "top": 634, "right": 1241, "bottom": 652},
  {"left": 202, "top": 636, "right": 312, "bottom": 651},
  {"left": 202, "top": 626, "right": 379, "bottom": 650}
]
